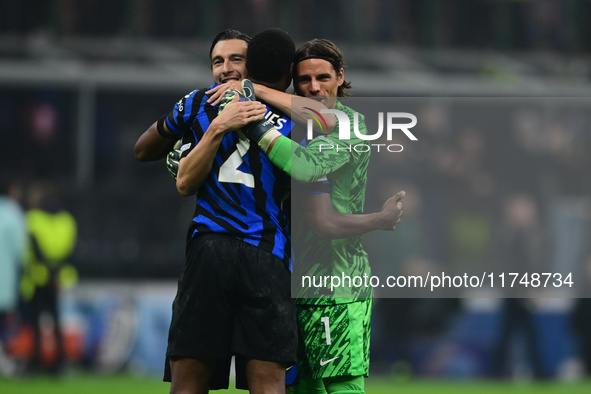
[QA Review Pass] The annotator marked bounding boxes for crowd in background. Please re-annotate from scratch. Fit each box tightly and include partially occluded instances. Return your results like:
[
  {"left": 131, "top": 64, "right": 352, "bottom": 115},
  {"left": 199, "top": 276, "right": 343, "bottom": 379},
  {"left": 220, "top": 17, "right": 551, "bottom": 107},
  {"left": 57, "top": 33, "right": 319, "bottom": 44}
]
[{"left": 1, "top": 0, "right": 590, "bottom": 52}]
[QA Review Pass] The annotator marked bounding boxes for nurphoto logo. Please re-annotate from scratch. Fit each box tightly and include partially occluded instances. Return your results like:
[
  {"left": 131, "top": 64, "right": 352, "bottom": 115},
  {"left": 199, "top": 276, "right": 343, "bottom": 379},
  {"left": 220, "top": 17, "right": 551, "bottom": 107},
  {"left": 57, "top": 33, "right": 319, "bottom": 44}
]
[{"left": 305, "top": 108, "right": 418, "bottom": 152}]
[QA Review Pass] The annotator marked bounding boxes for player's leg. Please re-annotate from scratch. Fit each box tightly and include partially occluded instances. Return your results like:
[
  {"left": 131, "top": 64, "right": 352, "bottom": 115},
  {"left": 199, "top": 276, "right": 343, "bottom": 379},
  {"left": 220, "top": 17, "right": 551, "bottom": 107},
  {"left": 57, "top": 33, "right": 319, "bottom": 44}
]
[
  {"left": 245, "top": 359, "right": 286, "bottom": 394},
  {"left": 233, "top": 242, "right": 298, "bottom": 392},
  {"left": 322, "top": 375, "right": 365, "bottom": 394},
  {"left": 169, "top": 357, "right": 215, "bottom": 394},
  {"left": 165, "top": 234, "right": 239, "bottom": 390},
  {"left": 289, "top": 374, "right": 326, "bottom": 394},
  {"left": 296, "top": 299, "right": 372, "bottom": 393}
]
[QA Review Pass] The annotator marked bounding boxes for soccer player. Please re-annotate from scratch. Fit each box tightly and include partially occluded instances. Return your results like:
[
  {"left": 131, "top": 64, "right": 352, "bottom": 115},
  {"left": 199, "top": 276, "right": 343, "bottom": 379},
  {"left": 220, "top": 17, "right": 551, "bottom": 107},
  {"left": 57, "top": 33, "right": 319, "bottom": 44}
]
[
  {"left": 134, "top": 29, "right": 253, "bottom": 163},
  {"left": 136, "top": 29, "right": 296, "bottom": 394},
  {"left": 241, "top": 39, "right": 393, "bottom": 394}
]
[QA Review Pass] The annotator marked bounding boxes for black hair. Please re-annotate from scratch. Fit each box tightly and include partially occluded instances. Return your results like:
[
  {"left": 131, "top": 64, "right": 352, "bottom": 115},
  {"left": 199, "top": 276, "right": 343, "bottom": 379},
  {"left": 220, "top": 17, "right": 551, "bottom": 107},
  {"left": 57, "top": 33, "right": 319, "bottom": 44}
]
[
  {"left": 209, "top": 29, "right": 252, "bottom": 61},
  {"left": 293, "top": 38, "right": 352, "bottom": 97},
  {"left": 246, "top": 28, "right": 295, "bottom": 84}
]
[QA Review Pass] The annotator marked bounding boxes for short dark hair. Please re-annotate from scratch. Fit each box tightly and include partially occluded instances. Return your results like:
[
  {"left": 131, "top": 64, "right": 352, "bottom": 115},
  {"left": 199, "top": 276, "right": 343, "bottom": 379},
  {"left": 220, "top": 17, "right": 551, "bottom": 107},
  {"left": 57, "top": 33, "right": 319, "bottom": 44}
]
[
  {"left": 293, "top": 39, "right": 352, "bottom": 97},
  {"left": 246, "top": 28, "right": 295, "bottom": 84},
  {"left": 209, "top": 29, "right": 251, "bottom": 61}
]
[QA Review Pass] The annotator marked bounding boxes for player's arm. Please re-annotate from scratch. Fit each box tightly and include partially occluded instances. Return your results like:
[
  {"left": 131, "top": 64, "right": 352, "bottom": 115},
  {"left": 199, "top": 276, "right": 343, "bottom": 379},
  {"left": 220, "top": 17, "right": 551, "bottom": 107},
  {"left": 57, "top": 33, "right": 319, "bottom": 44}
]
[
  {"left": 134, "top": 114, "right": 180, "bottom": 162},
  {"left": 251, "top": 84, "right": 336, "bottom": 134},
  {"left": 306, "top": 191, "right": 405, "bottom": 239},
  {"left": 213, "top": 82, "right": 348, "bottom": 182},
  {"left": 206, "top": 81, "right": 335, "bottom": 133},
  {"left": 270, "top": 136, "right": 353, "bottom": 183},
  {"left": 242, "top": 128, "right": 351, "bottom": 183},
  {"left": 176, "top": 98, "right": 267, "bottom": 196}
]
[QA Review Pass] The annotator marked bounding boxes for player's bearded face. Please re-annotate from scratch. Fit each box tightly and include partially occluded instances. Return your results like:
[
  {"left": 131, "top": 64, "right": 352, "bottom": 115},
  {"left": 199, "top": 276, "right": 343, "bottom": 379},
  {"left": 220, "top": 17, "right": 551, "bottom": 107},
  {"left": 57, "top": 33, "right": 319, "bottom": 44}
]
[
  {"left": 295, "top": 58, "right": 344, "bottom": 109},
  {"left": 210, "top": 39, "right": 248, "bottom": 84}
]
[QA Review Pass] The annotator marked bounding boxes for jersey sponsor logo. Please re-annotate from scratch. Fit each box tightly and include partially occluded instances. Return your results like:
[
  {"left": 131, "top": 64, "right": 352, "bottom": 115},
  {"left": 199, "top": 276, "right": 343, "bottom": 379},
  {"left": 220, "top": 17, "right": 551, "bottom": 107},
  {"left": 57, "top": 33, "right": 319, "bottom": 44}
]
[
  {"left": 319, "top": 356, "right": 339, "bottom": 366},
  {"left": 264, "top": 111, "right": 288, "bottom": 130},
  {"left": 177, "top": 90, "right": 195, "bottom": 113}
]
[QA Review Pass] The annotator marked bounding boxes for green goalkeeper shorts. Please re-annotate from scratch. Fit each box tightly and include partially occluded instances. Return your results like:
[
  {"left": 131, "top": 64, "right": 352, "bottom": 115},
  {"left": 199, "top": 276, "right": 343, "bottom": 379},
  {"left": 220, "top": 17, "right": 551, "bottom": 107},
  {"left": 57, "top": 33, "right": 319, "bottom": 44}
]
[{"left": 296, "top": 299, "right": 372, "bottom": 380}]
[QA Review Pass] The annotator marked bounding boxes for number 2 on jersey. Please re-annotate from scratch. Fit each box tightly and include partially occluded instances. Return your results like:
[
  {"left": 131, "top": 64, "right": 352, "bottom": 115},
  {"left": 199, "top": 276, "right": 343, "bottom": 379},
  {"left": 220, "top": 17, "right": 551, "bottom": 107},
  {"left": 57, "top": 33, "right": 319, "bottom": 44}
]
[{"left": 218, "top": 137, "right": 254, "bottom": 187}]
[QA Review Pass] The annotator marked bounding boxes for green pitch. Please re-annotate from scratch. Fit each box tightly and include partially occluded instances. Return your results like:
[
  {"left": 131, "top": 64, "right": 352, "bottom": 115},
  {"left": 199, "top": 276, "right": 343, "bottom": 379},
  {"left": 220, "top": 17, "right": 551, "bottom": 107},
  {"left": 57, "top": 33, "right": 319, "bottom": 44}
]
[{"left": 1, "top": 374, "right": 591, "bottom": 393}]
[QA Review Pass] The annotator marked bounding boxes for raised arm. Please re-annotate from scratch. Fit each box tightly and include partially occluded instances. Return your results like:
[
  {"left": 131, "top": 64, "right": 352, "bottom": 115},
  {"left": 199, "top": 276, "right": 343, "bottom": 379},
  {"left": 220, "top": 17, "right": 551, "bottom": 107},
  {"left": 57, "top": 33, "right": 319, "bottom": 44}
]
[
  {"left": 266, "top": 136, "right": 352, "bottom": 183},
  {"left": 252, "top": 84, "right": 336, "bottom": 133},
  {"left": 206, "top": 81, "right": 336, "bottom": 133}
]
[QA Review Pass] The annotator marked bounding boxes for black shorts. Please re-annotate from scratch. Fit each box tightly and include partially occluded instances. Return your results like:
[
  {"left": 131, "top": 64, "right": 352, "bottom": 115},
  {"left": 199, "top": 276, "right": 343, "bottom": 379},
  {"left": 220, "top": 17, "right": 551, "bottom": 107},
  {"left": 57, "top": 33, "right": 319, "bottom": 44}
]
[{"left": 164, "top": 233, "right": 297, "bottom": 385}]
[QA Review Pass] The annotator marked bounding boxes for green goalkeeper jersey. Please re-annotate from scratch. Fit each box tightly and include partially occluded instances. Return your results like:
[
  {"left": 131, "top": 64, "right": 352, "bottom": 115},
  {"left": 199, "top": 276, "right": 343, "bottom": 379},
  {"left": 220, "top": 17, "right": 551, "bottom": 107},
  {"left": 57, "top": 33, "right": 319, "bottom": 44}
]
[{"left": 281, "top": 102, "right": 372, "bottom": 305}]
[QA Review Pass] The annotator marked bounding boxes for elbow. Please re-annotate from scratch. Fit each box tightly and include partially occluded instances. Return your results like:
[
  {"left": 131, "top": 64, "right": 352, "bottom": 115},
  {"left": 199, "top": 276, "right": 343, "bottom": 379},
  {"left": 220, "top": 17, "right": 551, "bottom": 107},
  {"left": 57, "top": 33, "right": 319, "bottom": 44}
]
[
  {"left": 176, "top": 179, "right": 196, "bottom": 197},
  {"left": 134, "top": 145, "right": 149, "bottom": 162},
  {"left": 177, "top": 185, "right": 194, "bottom": 197},
  {"left": 134, "top": 141, "right": 163, "bottom": 162},
  {"left": 309, "top": 220, "right": 339, "bottom": 239},
  {"left": 176, "top": 173, "right": 199, "bottom": 197}
]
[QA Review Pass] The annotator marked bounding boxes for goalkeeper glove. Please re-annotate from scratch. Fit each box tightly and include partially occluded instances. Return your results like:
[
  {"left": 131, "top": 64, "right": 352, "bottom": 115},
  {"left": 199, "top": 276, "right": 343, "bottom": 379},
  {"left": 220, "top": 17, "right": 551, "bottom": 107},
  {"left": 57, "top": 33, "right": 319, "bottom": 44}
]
[
  {"left": 218, "top": 89, "right": 250, "bottom": 115},
  {"left": 217, "top": 79, "right": 282, "bottom": 153},
  {"left": 241, "top": 79, "right": 256, "bottom": 101},
  {"left": 217, "top": 79, "right": 255, "bottom": 114},
  {"left": 166, "top": 140, "right": 182, "bottom": 180}
]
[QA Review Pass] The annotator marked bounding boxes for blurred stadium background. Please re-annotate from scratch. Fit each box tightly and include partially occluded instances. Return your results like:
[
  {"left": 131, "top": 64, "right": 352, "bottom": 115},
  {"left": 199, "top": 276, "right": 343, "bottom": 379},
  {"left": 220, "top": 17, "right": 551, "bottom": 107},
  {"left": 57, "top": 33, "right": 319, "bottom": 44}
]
[{"left": 1, "top": 0, "right": 591, "bottom": 391}]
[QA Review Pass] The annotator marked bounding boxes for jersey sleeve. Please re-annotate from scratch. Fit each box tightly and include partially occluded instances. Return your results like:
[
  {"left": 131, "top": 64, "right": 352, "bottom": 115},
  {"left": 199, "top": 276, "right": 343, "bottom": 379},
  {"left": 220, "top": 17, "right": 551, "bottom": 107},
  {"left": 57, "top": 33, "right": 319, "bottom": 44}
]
[
  {"left": 165, "top": 87, "right": 217, "bottom": 157},
  {"left": 266, "top": 134, "right": 350, "bottom": 183},
  {"left": 165, "top": 87, "right": 214, "bottom": 136},
  {"left": 267, "top": 110, "right": 368, "bottom": 184}
]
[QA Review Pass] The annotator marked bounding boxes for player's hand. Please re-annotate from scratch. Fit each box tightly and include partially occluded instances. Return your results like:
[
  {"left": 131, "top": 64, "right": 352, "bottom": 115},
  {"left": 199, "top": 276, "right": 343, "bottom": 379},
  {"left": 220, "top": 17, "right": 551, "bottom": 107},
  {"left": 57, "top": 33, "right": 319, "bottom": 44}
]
[
  {"left": 214, "top": 94, "right": 267, "bottom": 133},
  {"left": 216, "top": 80, "right": 280, "bottom": 152},
  {"left": 211, "top": 78, "right": 256, "bottom": 106},
  {"left": 379, "top": 190, "right": 406, "bottom": 231},
  {"left": 241, "top": 79, "right": 256, "bottom": 101},
  {"left": 166, "top": 140, "right": 182, "bottom": 180},
  {"left": 218, "top": 88, "right": 251, "bottom": 114},
  {"left": 206, "top": 81, "right": 243, "bottom": 105}
]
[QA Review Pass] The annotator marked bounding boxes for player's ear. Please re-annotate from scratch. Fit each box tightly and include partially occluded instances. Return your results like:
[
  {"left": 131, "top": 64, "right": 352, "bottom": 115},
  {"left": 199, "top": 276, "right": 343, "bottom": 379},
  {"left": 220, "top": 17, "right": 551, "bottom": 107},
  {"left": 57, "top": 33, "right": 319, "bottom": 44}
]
[{"left": 337, "top": 68, "right": 345, "bottom": 87}]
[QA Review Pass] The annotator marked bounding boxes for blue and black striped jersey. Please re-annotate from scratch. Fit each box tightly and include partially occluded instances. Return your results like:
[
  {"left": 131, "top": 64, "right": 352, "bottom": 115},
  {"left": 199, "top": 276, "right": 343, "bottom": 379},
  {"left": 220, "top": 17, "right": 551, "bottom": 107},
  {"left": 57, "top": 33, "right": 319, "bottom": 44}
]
[{"left": 166, "top": 85, "right": 293, "bottom": 267}]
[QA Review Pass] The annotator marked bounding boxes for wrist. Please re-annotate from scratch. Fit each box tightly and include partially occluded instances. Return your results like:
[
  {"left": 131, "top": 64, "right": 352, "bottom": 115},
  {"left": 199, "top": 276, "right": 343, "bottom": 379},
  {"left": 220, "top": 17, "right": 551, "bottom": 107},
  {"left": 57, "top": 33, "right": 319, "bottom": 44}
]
[
  {"left": 209, "top": 118, "right": 232, "bottom": 137},
  {"left": 374, "top": 212, "right": 388, "bottom": 230},
  {"left": 258, "top": 129, "right": 282, "bottom": 154},
  {"left": 253, "top": 83, "right": 266, "bottom": 99}
]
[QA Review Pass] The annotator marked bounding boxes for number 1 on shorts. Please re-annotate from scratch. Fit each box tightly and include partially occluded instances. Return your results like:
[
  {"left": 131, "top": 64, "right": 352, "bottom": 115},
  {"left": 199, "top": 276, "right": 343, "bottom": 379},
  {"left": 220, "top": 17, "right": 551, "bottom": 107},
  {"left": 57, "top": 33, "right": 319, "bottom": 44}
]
[{"left": 321, "top": 316, "right": 331, "bottom": 345}]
